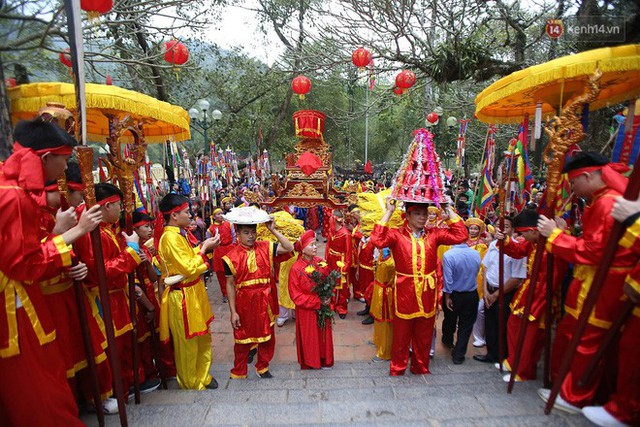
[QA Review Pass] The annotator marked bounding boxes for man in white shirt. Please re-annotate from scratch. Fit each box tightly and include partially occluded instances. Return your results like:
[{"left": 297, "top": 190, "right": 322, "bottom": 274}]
[{"left": 473, "top": 217, "right": 527, "bottom": 364}]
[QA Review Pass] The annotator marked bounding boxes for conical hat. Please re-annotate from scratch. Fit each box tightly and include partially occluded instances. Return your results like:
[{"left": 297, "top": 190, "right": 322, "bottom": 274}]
[{"left": 391, "top": 129, "right": 446, "bottom": 204}]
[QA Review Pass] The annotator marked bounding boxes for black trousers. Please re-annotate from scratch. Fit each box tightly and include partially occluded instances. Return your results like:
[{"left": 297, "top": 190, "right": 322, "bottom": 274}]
[
  {"left": 442, "top": 291, "right": 479, "bottom": 361},
  {"left": 484, "top": 288, "right": 514, "bottom": 363}
]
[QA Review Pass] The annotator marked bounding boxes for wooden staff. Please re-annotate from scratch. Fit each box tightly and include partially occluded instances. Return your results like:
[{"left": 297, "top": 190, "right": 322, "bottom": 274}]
[
  {"left": 579, "top": 299, "right": 634, "bottom": 387},
  {"left": 542, "top": 251, "right": 554, "bottom": 389},
  {"left": 507, "top": 71, "right": 601, "bottom": 396},
  {"left": 496, "top": 148, "right": 516, "bottom": 373},
  {"left": 57, "top": 175, "right": 105, "bottom": 426},
  {"left": 78, "top": 147, "right": 128, "bottom": 426},
  {"left": 121, "top": 174, "right": 141, "bottom": 404}
]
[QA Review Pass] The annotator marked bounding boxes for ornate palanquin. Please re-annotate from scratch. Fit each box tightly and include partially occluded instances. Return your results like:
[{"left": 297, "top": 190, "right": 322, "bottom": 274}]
[{"left": 263, "top": 110, "right": 347, "bottom": 209}]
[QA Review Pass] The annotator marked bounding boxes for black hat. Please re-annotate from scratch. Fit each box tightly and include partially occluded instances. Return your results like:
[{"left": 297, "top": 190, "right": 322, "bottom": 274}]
[
  {"left": 513, "top": 209, "right": 539, "bottom": 230},
  {"left": 562, "top": 151, "right": 609, "bottom": 174},
  {"left": 14, "top": 118, "right": 77, "bottom": 151}
]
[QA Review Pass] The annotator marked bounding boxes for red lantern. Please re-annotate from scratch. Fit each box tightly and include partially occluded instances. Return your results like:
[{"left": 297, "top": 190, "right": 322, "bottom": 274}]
[
  {"left": 81, "top": 0, "right": 113, "bottom": 19},
  {"left": 106, "top": 75, "right": 113, "bottom": 85},
  {"left": 60, "top": 49, "right": 72, "bottom": 68},
  {"left": 352, "top": 47, "right": 372, "bottom": 70},
  {"left": 5, "top": 78, "right": 16, "bottom": 88},
  {"left": 426, "top": 112, "right": 439, "bottom": 124},
  {"left": 392, "top": 87, "right": 404, "bottom": 96},
  {"left": 163, "top": 40, "right": 189, "bottom": 66},
  {"left": 395, "top": 70, "right": 416, "bottom": 90},
  {"left": 291, "top": 75, "right": 311, "bottom": 100}
]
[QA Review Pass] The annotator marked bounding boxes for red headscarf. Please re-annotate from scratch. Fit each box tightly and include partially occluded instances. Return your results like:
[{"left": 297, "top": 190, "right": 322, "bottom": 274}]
[
  {"left": 567, "top": 163, "right": 630, "bottom": 194},
  {"left": 294, "top": 229, "right": 316, "bottom": 252}
]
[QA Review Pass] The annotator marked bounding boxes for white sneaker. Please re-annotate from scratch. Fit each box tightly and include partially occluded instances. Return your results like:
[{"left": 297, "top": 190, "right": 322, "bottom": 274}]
[
  {"left": 582, "top": 406, "right": 631, "bottom": 427},
  {"left": 473, "top": 339, "right": 485, "bottom": 347},
  {"left": 537, "top": 389, "right": 581, "bottom": 414},
  {"left": 102, "top": 397, "right": 119, "bottom": 415},
  {"left": 502, "top": 373, "right": 522, "bottom": 383},
  {"left": 494, "top": 362, "right": 510, "bottom": 372},
  {"left": 429, "top": 348, "right": 435, "bottom": 357},
  {"left": 276, "top": 317, "right": 287, "bottom": 327},
  {"left": 538, "top": 388, "right": 551, "bottom": 402}
]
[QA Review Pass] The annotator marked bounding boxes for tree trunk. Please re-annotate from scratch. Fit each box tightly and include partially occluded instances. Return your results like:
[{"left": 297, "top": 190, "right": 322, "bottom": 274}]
[{"left": 0, "top": 56, "right": 14, "bottom": 160}]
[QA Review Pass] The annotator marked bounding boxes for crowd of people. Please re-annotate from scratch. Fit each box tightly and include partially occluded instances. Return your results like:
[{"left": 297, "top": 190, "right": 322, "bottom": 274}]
[{"left": 1, "top": 117, "right": 639, "bottom": 427}]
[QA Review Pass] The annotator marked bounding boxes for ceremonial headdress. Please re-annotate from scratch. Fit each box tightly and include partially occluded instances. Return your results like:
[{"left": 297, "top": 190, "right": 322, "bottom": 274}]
[
  {"left": 465, "top": 218, "right": 486, "bottom": 233},
  {"left": 390, "top": 128, "right": 446, "bottom": 204},
  {"left": 513, "top": 209, "right": 539, "bottom": 232}
]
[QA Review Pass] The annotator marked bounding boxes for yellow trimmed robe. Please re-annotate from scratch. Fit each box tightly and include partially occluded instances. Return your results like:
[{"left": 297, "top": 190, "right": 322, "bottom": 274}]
[{"left": 158, "top": 226, "right": 214, "bottom": 390}]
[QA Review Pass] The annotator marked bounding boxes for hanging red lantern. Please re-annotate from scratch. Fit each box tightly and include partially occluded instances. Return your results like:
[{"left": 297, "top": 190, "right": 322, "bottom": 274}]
[
  {"left": 291, "top": 75, "right": 311, "bottom": 100},
  {"left": 81, "top": 0, "right": 113, "bottom": 20},
  {"left": 60, "top": 49, "right": 72, "bottom": 68},
  {"left": 426, "top": 112, "right": 439, "bottom": 124},
  {"left": 5, "top": 78, "right": 17, "bottom": 88},
  {"left": 163, "top": 40, "right": 189, "bottom": 66},
  {"left": 352, "top": 47, "right": 372, "bottom": 70},
  {"left": 106, "top": 75, "right": 113, "bottom": 85},
  {"left": 392, "top": 87, "right": 404, "bottom": 96},
  {"left": 395, "top": 70, "right": 416, "bottom": 91}
]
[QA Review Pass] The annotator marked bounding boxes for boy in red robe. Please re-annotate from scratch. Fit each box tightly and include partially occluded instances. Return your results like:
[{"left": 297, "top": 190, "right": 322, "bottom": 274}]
[
  {"left": 0, "top": 119, "right": 102, "bottom": 425},
  {"left": 370, "top": 199, "right": 467, "bottom": 376},
  {"left": 537, "top": 152, "right": 636, "bottom": 413},
  {"left": 288, "top": 230, "right": 334, "bottom": 370},
  {"left": 223, "top": 207, "right": 294, "bottom": 379}
]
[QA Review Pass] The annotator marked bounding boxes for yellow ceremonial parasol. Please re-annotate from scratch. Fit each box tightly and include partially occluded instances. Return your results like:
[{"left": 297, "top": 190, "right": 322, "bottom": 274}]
[
  {"left": 8, "top": 82, "right": 191, "bottom": 142},
  {"left": 475, "top": 44, "right": 640, "bottom": 124}
]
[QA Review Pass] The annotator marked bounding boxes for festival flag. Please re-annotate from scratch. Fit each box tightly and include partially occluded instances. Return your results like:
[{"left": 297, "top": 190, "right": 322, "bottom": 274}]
[
  {"left": 512, "top": 125, "right": 534, "bottom": 209},
  {"left": 612, "top": 113, "right": 640, "bottom": 167},
  {"left": 474, "top": 126, "right": 496, "bottom": 218}
]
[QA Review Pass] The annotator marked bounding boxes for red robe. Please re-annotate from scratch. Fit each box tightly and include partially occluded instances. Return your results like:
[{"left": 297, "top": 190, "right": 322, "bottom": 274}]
[
  {"left": 326, "top": 226, "right": 352, "bottom": 315},
  {"left": 351, "top": 224, "right": 364, "bottom": 299},
  {"left": 501, "top": 236, "right": 567, "bottom": 380},
  {"left": 370, "top": 217, "right": 468, "bottom": 376},
  {"left": 288, "top": 256, "right": 334, "bottom": 369},
  {"left": 0, "top": 148, "right": 83, "bottom": 426},
  {"left": 223, "top": 241, "right": 278, "bottom": 378},
  {"left": 223, "top": 241, "right": 276, "bottom": 344},
  {"left": 359, "top": 239, "right": 375, "bottom": 305},
  {"left": 208, "top": 220, "right": 234, "bottom": 296},
  {"left": 604, "top": 216, "right": 640, "bottom": 425},
  {"left": 546, "top": 186, "right": 637, "bottom": 407}
]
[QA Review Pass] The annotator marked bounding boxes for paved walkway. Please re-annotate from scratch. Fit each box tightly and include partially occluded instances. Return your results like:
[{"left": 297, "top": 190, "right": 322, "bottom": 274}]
[{"left": 81, "top": 240, "right": 593, "bottom": 426}]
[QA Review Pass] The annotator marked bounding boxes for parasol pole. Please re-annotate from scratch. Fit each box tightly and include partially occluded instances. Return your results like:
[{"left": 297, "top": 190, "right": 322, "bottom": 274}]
[{"left": 62, "top": 1, "right": 127, "bottom": 424}]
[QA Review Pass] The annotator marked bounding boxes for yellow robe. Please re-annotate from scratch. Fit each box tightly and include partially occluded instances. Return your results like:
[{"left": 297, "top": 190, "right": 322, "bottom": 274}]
[{"left": 158, "top": 225, "right": 213, "bottom": 390}]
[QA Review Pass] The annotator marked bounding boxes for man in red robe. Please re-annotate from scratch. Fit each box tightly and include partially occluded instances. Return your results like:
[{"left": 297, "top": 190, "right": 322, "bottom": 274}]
[
  {"left": 537, "top": 152, "right": 636, "bottom": 413},
  {"left": 583, "top": 195, "right": 640, "bottom": 427},
  {"left": 288, "top": 230, "right": 334, "bottom": 369},
  {"left": 326, "top": 210, "right": 352, "bottom": 319},
  {"left": 497, "top": 209, "right": 567, "bottom": 382},
  {"left": 0, "top": 119, "right": 102, "bottom": 425},
  {"left": 74, "top": 183, "right": 156, "bottom": 398},
  {"left": 223, "top": 208, "right": 294, "bottom": 379},
  {"left": 370, "top": 199, "right": 468, "bottom": 376},
  {"left": 207, "top": 207, "right": 235, "bottom": 302}
]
